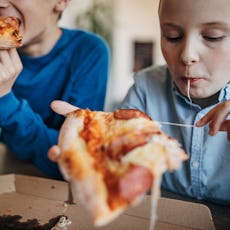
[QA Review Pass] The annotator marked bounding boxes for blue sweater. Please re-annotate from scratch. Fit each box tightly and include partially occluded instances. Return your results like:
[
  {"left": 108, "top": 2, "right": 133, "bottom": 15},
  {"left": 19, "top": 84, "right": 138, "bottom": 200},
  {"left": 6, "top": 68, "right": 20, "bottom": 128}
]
[{"left": 0, "top": 28, "right": 110, "bottom": 179}]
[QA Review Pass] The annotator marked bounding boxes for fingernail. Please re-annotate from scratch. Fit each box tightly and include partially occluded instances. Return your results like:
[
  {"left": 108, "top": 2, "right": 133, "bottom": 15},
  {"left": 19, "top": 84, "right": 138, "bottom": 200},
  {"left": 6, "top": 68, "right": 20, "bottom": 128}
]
[{"left": 209, "top": 130, "right": 215, "bottom": 136}]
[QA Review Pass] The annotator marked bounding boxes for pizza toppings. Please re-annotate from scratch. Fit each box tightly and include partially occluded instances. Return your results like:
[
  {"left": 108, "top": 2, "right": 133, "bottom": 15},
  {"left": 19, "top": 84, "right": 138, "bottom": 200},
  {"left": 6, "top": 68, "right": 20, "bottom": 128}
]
[
  {"left": 113, "top": 108, "right": 151, "bottom": 120},
  {"left": 118, "top": 164, "right": 153, "bottom": 203},
  {"left": 57, "top": 108, "right": 188, "bottom": 227},
  {"left": 107, "top": 130, "right": 159, "bottom": 160},
  {"left": 0, "top": 17, "right": 23, "bottom": 49}
]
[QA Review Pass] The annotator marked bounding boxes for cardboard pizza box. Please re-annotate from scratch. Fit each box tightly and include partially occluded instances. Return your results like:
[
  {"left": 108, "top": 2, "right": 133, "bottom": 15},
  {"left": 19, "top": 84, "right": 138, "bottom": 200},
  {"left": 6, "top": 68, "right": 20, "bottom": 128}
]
[{"left": 0, "top": 174, "right": 215, "bottom": 230}]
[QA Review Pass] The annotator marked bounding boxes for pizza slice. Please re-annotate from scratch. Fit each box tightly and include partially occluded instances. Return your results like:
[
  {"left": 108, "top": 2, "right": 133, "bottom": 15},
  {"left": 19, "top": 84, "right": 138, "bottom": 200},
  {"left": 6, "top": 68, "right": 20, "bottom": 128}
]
[
  {"left": 57, "top": 108, "right": 188, "bottom": 227},
  {"left": 0, "top": 16, "right": 23, "bottom": 49}
]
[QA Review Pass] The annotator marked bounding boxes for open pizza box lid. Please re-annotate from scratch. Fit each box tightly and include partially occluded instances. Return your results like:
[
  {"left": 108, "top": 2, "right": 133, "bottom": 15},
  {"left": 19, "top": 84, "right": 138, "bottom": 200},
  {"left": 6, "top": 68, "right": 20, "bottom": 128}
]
[{"left": 0, "top": 174, "right": 215, "bottom": 229}]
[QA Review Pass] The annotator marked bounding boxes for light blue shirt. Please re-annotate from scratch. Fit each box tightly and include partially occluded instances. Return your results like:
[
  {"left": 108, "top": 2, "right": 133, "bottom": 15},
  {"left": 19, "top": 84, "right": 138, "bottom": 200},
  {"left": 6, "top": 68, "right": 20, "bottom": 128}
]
[{"left": 121, "top": 65, "right": 230, "bottom": 205}]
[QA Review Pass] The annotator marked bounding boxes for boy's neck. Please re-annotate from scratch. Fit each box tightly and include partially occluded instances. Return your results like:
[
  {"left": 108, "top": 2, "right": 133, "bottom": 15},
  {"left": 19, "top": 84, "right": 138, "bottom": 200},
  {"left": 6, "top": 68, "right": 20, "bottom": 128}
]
[
  {"left": 192, "top": 92, "right": 220, "bottom": 109},
  {"left": 19, "top": 27, "right": 62, "bottom": 57}
]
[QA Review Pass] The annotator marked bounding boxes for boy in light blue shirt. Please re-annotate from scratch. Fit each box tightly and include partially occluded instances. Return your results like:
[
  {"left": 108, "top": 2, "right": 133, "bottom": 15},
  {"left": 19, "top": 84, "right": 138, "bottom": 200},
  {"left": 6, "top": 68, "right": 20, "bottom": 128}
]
[
  {"left": 49, "top": 0, "right": 230, "bottom": 205},
  {"left": 121, "top": 0, "right": 230, "bottom": 205}
]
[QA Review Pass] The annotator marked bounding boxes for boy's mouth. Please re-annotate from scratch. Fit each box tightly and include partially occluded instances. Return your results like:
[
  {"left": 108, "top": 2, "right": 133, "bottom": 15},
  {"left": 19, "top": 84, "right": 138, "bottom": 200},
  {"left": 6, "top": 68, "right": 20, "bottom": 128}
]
[{"left": 181, "top": 77, "right": 202, "bottom": 84}]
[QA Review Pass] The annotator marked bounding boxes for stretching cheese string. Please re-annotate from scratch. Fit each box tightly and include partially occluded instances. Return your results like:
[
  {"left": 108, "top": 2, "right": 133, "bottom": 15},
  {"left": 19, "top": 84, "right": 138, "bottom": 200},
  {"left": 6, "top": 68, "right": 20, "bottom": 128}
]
[
  {"left": 186, "top": 66, "right": 192, "bottom": 103},
  {"left": 187, "top": 79, "right": 192, "bottom": 103},
  {"left": 156, "top": 121, "right": 195, "bottom": 128},
  {"left": 154, "top": 65, "right": 195, "bottom": 128},
  {"left": 149, "top": 177, "right": 161, "bottom": 230}
]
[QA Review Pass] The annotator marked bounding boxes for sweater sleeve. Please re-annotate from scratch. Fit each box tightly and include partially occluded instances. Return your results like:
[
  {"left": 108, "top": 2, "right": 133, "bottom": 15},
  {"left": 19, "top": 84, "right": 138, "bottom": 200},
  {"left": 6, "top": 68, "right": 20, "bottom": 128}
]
[
  {"left": 0, "top": 91, "right": 61, "bottom": 179},
  {"left": 67, "top": 36, "right": 110, "bottom": 111},
  {"left": 0, "top": 33, "right": 110, "bottom": 180}
]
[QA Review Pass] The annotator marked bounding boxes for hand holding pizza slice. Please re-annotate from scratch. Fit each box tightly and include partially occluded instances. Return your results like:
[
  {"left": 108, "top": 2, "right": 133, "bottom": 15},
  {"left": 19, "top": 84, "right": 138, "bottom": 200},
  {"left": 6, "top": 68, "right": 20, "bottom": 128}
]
[
  {"left": 0, "top": 17, "right": 23, "bottom": 97},
  {"left": 0, "top": 16, "right": 23, "bottom": 49},
  {"left": 57, "top": 107, "right": 188, "bottom": 227}
]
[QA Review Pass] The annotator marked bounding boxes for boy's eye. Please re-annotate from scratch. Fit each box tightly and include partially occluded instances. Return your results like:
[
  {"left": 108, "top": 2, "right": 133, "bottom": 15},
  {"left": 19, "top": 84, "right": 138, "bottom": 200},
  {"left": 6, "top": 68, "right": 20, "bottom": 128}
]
[
  {"left": 203, "top": 36, "right": 225, "bottom": 42},
  {"left": 161, "top": 26, "right": 183, "bottom": 43},
  {"left": 164, "top": 35, "right": 183, "bottom": 42}
]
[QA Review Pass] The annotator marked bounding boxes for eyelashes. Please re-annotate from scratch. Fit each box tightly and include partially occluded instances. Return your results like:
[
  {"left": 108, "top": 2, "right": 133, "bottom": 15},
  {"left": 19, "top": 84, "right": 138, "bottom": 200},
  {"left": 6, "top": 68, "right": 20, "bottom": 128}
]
[
  {"left": 202, "top": 36, "right": 225, "bottom": 42},
  {"left": 163, "top": 35, "right": 225, "bottom": 43}
]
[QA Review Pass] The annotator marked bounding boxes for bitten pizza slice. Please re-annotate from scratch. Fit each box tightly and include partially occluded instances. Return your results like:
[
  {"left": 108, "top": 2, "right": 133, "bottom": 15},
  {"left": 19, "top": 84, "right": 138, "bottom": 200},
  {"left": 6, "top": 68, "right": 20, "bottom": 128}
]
[
  {"left": 0, "top": 16, "right": 23, "bottom": 49},
  {"left": 57, "top": 108, "right": 188, "bottom": 227}
]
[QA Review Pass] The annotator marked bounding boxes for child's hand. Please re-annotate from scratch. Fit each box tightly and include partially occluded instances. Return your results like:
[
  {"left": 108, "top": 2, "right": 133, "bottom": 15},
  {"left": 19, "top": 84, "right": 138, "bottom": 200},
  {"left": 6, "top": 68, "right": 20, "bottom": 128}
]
[
  {"left": 0, "top": 48, "right": 22, "bottom": 96},
  {"left": 48, "top": 100, "right": 79, "bottom": 162},
  {"left": 48, "top": 145, "right": 61, "bottom": 162},
  {"left": 50, "top": 100, "right": 79, "bottom": 116},
  {"left": 196, "top": 100, "right": 230, "bottom": 141}
]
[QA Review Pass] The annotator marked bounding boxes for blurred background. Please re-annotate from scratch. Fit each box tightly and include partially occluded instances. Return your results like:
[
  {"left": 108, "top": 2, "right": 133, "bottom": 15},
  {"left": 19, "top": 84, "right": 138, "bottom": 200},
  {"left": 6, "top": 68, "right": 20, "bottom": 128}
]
[{"left": 59, "top": 0, "right": 165, "bottom": 111}]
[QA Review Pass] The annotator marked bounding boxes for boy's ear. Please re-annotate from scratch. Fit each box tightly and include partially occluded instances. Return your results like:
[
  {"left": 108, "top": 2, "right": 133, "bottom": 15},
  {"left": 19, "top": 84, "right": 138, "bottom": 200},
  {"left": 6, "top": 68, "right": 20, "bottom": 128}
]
[{"left": 54, "top": 0, "right": 69, "bottom": 12}]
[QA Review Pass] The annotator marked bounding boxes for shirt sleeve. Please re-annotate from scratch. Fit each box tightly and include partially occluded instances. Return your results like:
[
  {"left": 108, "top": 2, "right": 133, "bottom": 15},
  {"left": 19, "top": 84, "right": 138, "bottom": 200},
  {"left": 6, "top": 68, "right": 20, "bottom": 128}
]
[
  {"left": 0, "top": 91, "right": 61, "bottom": 179},
  {"left": 120, "top": 74, "right": 146, "bottom": 111}
]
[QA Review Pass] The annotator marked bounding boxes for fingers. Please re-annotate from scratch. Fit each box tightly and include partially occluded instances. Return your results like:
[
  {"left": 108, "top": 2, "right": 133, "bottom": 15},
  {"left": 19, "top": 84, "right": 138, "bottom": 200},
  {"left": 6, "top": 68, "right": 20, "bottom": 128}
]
[
  {"left": 48, "top": 101, "right": 79, "bottom": 163},
  {"left": 0, "top": 48, "right": 22, "bottom": 73},
  {"left": 0, "top": 48, "right": 22, "bottom": 96},
  {"left": 196, "top": 101, "right": 230, "bottom": 139},
  {"left": 209, "top": 112, "right": 229, "bottom": 136},
  {"left": 196, "top": 110, "right": 218, "bottom": 135},
  {"left": 50, "top": 100, "right": 79, "bottom": 116},
  {"left": 220, "top": 120, "right": 230, "bottom": 141},
  {"left": 48, "top": 145, "right": 61, "bottom": 162},
  {"left": 196, "top": 109, "right": 215, "bottom": 127},
  {"left": 8, "top": 48, "right": 23, "bottom": 71}
]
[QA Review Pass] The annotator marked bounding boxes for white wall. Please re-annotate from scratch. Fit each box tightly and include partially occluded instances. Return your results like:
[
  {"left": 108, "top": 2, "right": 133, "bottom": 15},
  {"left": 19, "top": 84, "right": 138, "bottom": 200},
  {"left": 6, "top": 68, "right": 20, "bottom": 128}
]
[
  {"left": 106, "top": 0, "right": 164, "bottom": 111},
  {"left": 59, "top": 0, "right": 165, "bottom": 111},
  {"left": 59, "top": 0, "right": 91, "bottom": 28}
]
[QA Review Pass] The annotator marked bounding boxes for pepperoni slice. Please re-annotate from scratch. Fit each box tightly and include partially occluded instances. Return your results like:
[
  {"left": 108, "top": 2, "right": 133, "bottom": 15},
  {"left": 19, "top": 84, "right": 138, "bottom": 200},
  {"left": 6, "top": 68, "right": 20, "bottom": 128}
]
[
  {"left": 119, "top": 165, "right": 153, "bottom": 203},
  {"left": 107, "top": 131, "right": 155, "bottom": 160},
  {"left": 114, "top": 109, "right": 151, "bottom": 120}
]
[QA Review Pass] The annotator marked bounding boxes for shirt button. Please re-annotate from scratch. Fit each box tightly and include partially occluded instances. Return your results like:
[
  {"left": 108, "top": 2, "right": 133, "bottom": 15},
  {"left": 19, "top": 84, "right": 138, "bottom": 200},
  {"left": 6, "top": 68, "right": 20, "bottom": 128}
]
[{"left": 192, "top": 161, "right": 199, "bottom": 169}]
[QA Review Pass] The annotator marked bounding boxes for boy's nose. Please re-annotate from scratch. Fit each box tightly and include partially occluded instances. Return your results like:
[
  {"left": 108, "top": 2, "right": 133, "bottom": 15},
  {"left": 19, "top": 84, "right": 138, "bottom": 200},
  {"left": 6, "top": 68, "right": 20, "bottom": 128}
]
[{"left": 180, "top": 39, "right": 199, "bottom": 66}]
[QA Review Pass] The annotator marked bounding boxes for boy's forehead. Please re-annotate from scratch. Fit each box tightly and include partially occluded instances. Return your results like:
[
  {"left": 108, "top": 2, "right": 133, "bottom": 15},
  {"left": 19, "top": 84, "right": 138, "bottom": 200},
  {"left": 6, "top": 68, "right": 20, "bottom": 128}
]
[{"left": 159, "top": 0, "right": 230, "bottom": 24}]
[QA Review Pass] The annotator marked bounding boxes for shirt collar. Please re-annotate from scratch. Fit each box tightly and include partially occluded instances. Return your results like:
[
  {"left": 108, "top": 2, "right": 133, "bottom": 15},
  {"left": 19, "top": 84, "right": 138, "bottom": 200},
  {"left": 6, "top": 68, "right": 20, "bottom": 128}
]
[
  {"left": 171, "top": 80, "right": 230, "bottom": 108},
  {"left": 218, "top": 83, "right": 230, "bottom": 101}
]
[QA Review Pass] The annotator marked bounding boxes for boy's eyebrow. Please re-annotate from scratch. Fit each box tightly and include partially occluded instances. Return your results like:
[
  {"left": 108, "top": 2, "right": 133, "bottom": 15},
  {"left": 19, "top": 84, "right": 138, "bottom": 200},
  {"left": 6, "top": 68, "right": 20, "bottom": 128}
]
[
  {"left": 160, "top": 23, "right": 182, "bottom": 30},
  {"left": 160, "top": 22, "right": 180, "bottom": 27},
  {"left": 202, "top": 22, "right": 229, "bottom": 28},
  {"left": 161, "top": 22, "right": 230, "bottom": 30},
  {"left": 161, "top": 22, "right": 228, "bottom": 26},
  {"left": 201, "top": 22, "right": 230, "bottom": 31}
]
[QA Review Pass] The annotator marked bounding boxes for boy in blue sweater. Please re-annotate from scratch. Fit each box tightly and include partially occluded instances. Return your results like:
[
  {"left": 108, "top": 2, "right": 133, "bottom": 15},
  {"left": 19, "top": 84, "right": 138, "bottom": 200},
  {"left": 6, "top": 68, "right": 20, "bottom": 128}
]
[{"left": 0, "top": 0, "right": 110, "bottom": 179}]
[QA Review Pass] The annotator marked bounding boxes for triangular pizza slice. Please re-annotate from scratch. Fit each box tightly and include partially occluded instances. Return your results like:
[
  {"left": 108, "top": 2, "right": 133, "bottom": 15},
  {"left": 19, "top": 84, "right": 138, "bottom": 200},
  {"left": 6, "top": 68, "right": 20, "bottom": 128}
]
[{"left": 57, "top": 108, "right": 188, "bottom": 227}]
